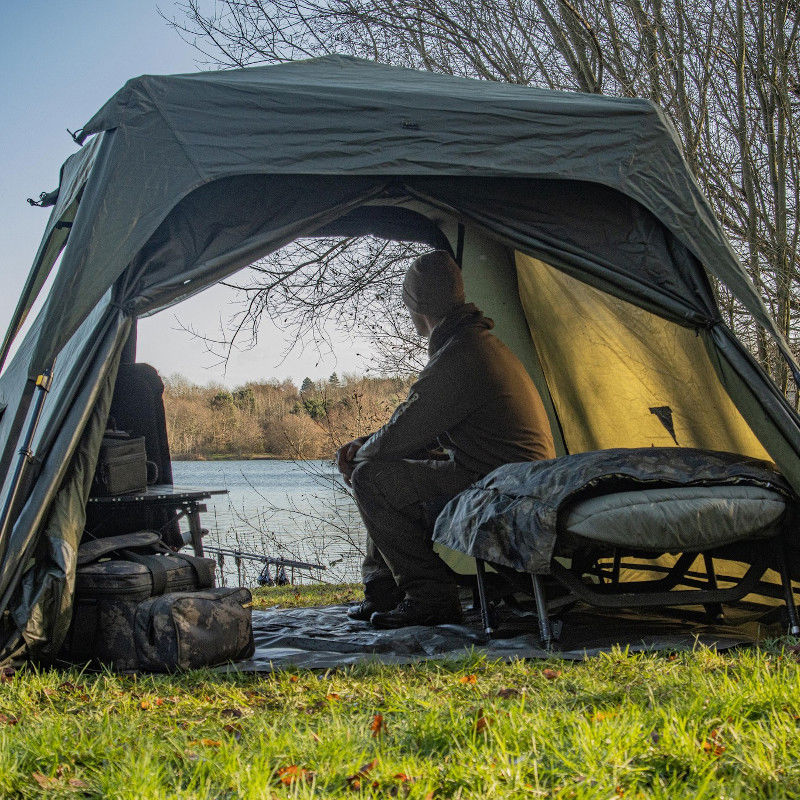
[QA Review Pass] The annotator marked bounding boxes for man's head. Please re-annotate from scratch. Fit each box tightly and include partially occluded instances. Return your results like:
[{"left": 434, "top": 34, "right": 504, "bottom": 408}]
[{"left": 402, "top": 251, "right": 465, "bottom": 337}]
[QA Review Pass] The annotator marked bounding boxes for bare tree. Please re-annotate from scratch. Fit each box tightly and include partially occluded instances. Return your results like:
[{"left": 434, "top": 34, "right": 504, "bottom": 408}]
[
  {"left": 165, "top": 0, "right": 800, "bottom": 393},
  {"left": 219, "top": 236, "right": 428, "bottom": 373}
]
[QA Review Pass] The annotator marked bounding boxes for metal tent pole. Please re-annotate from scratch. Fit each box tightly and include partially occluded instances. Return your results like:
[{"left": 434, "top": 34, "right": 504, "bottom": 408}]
[
  {"left": 0, "top": 368, "right": 54, "bottom": 555},
  {"left": 531, "top": 573, "right": 554, "bottom": 650},
  {"left": 474, "top": 558, "right": 493, "bottom": 636}
]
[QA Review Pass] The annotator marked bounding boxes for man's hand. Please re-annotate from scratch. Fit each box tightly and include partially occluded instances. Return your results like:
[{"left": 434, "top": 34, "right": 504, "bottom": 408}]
[{"left": 336, "top": 436, "right": 369, "bottom": 486}]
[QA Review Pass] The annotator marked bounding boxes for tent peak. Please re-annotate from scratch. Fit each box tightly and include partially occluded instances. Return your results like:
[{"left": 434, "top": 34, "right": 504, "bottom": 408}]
[{"left": 78, "top": 55, "right": 658, "bottom": 144}]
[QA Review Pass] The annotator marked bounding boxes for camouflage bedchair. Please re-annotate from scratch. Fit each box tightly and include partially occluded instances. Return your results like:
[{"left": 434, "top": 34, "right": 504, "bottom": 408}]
[{"left": 432, "top": 448, "right": 800, "bottom": 648}]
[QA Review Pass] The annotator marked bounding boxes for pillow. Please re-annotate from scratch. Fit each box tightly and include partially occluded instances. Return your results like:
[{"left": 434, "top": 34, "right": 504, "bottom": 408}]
[{"left": 563, "top": 485, "right": 787, "bottom": 552}]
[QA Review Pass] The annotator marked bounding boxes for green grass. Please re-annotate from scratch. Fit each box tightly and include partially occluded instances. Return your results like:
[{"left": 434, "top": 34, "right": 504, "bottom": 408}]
[
  {"left": 251, "top": 582, "right": 362, "bottom": 610},
  {"left": 3, "top": 584, "right": 800, "bottom": 798}
]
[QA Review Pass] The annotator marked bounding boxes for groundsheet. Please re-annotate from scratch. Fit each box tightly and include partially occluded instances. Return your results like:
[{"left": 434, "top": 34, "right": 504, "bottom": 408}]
[{"left": 226, "top": 603, "right": 771, "bottom": 672}]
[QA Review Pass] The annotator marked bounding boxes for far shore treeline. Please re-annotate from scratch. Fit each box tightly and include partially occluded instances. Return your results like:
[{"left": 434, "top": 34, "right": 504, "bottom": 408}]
[{"left": 163, "top": 373, "right": 415, "bottom": 460}]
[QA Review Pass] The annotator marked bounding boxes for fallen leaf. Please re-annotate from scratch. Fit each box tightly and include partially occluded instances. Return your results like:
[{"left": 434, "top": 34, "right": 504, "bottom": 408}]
[
  {"left": 200, "top": 738, "right": 222, "bottom": 747},
  {"left": 68, "top": 778, "right": 90, "bottom": 789},
  {"left": 474, "top": 708, "right": 490, "bottom": 733},
  {"left": 326, "top": 693, "right": 341, "bottom": 701},
  {"left": 289, "top": 675, "right": 299, "bottom": 683},
  {"left": 347, "top": 760, "right": 377, "bottom": 791},
  {"left": 0, "top": 714, "right": 19, "bottom": 726},
  {"left": 370, "top": 714, "right": 387, "bottom": 737},
  {"left": 542, "top": 668, "right": 561, "bottom": 680},
  {"left": 221, "top": 707, "right": 244, "bottom": 718},
  {"left": 32, "top": 772, "right": 58, "bottom": 789},
  {"left": 459, "top": 674, "right": 478, "bottom": 684},
  {"left": 701, "top": 740, "right": 726, "bottom": 757},
  {"left": 277, "top": 765, "right": 313, "bottom": 785},
  {"left": 496, "top": 688, "right": 519, "bottom": 698}
]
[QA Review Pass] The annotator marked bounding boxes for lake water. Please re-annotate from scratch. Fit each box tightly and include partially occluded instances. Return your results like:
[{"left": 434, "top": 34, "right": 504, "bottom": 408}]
[{"left": 172, "top": 459, "right": 366, "bottom": 586}]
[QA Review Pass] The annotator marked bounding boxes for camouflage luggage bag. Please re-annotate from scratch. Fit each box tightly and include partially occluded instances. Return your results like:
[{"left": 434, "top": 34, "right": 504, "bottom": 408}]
[{"left": 62, "top": 531, "right": 254, "bottom": 671}]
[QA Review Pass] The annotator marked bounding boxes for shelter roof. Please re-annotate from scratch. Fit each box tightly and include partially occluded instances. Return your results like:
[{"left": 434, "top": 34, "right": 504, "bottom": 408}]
[{"left": 4, "top": 55, "right": 793, "bottom": 382}]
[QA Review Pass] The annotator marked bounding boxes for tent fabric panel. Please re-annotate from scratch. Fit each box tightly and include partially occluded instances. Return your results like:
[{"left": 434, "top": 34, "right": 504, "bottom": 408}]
[
  {"left": 459, "top": 226, "right": 566, "bottom": 456},
  {"left": 405, "top": 178, "right": 717, "bottom": 327},
  {"left": 0, "top": 199, "right": 77, "bottom": 374},
  {"left": 29, "top": 56, "right": 787, "bottom": 387},
  {"left": 124, "top": 176, "right": 390, "bottom": 319},
  {"left": 80, "top": 59, "right": 665, "bottom": 184},
  {"left": 0, "top": 291, "right": 115, "bottom": 492},
  {"left": 29, "top": 122, "right": 203, "bottom": 378},
  {"left": 515, "top": 253, "right": 769, "bottom": 458},
  {"left": 0, "top": 134, "right": 103, "bottom": 373},
  {"left": 75, "top": 57, "right": 784, "bottom": 359},
  {"left": 706, "top": 326, "right": 800, "bottom": 493},
  {"left": 12, "top": 353, "right": 119, "bottom": 658},
  {"left": 0, "top": 305, "right": 129, "bottom": 661}
]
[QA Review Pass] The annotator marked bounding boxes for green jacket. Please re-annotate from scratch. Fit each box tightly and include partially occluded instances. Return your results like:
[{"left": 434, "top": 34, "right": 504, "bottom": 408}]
[{"left": 357, "top": 304, "right": 556, "bottom": 474}]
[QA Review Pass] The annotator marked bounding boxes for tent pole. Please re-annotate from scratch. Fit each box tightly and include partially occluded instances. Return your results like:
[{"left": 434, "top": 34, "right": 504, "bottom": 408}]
[{"left": 0, "top": 367, "right": 54, "bottom": 555}]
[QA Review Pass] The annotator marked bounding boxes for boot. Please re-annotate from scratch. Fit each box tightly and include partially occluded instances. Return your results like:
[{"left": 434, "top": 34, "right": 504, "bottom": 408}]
[
  {"left": 370, "top": 597, "right": 463, "bottom": 629},
  {"left": 347, "top": 580, "right": 402, "bottom": 621}
]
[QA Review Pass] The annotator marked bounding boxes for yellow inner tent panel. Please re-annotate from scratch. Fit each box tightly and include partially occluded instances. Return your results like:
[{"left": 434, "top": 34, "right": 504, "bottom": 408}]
[{"left": 515, "top": 252, "right": 769, "bottom": 459}]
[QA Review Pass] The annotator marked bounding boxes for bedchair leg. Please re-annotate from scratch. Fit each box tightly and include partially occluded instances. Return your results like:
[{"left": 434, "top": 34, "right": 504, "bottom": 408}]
[
  {"left": 611, "top": 549, "right": 621, "bottom": 585},
  {"left": 776, "top": 543, "right": 800, "bottom": 636},
  {"left": 531, "top": 574, "right": 554, "bottom": 651},
  {"left": 702, "top": 554, "right": 725, "bottom": 622},
  {"left": 475, "top": 559, "right": 494, "bottom": 636}
]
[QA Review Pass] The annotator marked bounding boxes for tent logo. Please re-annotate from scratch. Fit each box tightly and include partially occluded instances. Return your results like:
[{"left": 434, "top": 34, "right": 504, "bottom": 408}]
[{"left": 649, "top": 406, "right": 679, "bottom": 445}]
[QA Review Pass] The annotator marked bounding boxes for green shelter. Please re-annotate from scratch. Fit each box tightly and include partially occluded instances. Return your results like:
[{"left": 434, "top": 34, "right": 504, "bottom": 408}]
[{"left": 1, "top": 55, "right": 799, "bottom": 663}]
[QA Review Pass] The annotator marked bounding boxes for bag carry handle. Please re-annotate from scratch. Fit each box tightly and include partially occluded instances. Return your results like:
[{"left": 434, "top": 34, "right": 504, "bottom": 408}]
[
  {"left": 77, "top": 531, "right": 162, "bottom": 566},
  {"left": 120, "top": 551, "right": 169, "bottom": 596}
]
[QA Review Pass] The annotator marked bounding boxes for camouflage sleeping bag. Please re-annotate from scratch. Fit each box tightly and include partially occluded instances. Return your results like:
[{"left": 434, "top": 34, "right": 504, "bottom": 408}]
[{"left": 432, "top": 447, "right": 794, "bottom": 575}]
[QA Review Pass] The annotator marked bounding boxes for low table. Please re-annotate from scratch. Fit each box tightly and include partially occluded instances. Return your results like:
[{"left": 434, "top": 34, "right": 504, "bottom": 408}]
[{"left": 86, "top": 485, "right": 228, "bottom": 556}]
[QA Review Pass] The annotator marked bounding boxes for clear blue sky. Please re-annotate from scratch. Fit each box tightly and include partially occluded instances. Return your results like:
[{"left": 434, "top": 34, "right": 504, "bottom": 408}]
[{"left": 0, "top": 1, "right": 366, "bottom": 387}]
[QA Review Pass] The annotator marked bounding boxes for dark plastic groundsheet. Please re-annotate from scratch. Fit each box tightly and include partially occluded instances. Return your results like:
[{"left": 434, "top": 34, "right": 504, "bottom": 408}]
[{"left": 224, "top": 603, "right": 772, "bottom": 672}]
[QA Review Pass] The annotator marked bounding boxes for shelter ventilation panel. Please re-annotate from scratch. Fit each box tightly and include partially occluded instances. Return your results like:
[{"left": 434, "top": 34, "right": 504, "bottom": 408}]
[{"left": 515, "top": 252, "right": 769, "bottom": 459}]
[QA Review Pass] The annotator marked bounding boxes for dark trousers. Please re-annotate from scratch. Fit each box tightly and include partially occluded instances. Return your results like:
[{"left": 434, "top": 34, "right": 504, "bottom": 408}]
[{"left": 350, "top": 458, "right": 479, "bottom": 605}]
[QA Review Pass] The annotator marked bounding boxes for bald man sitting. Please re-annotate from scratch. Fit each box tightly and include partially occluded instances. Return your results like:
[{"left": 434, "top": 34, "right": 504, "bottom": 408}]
[{"left": 336, "top": 251, "right": 556, "bottom": 628}]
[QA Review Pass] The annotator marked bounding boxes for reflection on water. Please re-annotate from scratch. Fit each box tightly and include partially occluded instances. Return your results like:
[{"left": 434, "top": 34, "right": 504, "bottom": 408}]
[{"left": 172, "top": 459, "right": 365, "bottom": 586}]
